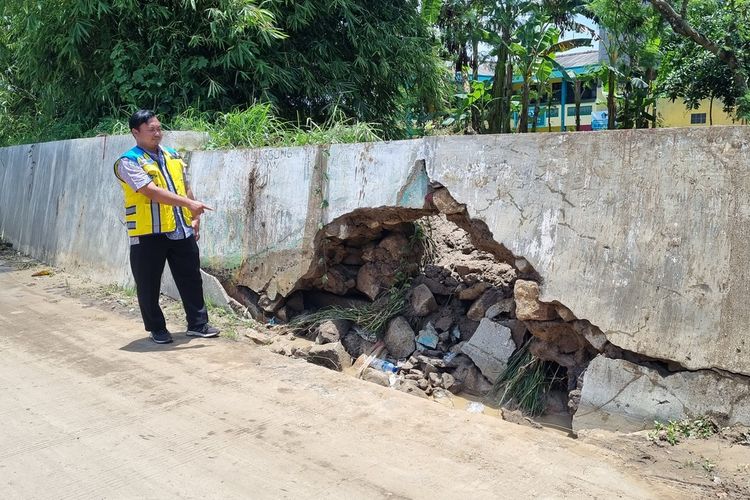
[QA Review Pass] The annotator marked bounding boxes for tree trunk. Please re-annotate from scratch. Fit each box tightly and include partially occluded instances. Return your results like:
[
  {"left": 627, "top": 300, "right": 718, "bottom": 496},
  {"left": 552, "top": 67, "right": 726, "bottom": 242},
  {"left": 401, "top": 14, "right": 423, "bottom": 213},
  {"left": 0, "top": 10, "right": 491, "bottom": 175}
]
[
  {"left": 710, "top": 96, "right": 714, "bottom": 125},
  {"left": 574, "top": 80, "right": 582, "bottom": 131},
  {"left": 607, "top": 69, "right": 616, "bottom": 129},
  {"left": 547, "top": 93, "right": 553, "bottom": 132},
  {"left": 503, "top": 56, "right": 514, "bottom": 133},
  {"left": 471, "top": 36, "right": 481, "bottom": 133},
  {"left": 532, "top": 82, "right": 542, "bottom": 133},
  {"left": 519, "top": 81, "right": 530, "bottom": 133},
  {"left": 489, "top": 44, "right": 508, "bottom": 133}
]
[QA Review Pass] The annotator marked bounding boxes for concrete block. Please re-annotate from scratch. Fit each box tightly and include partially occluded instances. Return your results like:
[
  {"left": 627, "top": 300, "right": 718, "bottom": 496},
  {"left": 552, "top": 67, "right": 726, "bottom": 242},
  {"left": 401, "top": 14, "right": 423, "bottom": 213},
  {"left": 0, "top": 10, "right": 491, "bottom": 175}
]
[
  {"left": 460, "top": 318, "right": 516, "bottom": 382},
  {"left": 573, "top": 356, "right": 750, "bottom": 433}
]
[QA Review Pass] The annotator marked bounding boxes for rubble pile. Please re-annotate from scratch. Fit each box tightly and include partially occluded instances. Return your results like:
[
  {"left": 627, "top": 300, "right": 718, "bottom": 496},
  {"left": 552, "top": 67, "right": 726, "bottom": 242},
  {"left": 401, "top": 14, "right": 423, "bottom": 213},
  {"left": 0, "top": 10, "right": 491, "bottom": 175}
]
[{"left": 264, "top": 204, "right": 606, "bottom": 419}]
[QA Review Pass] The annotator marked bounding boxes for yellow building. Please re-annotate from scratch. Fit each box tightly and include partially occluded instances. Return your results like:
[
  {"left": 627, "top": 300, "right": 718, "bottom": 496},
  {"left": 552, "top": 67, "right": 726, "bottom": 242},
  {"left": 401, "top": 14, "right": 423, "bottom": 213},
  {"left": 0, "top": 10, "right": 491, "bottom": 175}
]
[{"left": 657, "top": 97, "right": 745, "bottom": 127}]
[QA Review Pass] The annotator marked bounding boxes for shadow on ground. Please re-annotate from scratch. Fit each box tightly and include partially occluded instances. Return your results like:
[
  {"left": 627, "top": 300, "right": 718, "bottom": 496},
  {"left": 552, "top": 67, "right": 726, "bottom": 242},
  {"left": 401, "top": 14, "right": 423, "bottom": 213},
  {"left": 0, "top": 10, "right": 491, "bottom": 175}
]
[{"left": 120, "top": 334, "right": 213, "bottom": 352}]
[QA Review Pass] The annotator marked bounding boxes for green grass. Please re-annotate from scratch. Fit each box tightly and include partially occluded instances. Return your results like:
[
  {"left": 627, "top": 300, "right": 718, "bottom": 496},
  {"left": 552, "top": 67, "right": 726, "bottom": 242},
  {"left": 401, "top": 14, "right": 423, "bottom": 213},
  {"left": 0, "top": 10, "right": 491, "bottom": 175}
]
[
  {"left": 221, "top": 326, "right": 240, "bottom": 341},
  {"left": 487, "top": 341, "right": 562, "bottom": 417},
  {"left": 87, "top": 104, "right": 382, "bottom": 150},
  {"left": 105, "top": 283, "right": 136, "bottom": 297},
  {"left": 290, "top": 285, "right": 408, "bottom": 340},
  {"left": 648, "top": 416, "right": 719, "bottom": 445}
]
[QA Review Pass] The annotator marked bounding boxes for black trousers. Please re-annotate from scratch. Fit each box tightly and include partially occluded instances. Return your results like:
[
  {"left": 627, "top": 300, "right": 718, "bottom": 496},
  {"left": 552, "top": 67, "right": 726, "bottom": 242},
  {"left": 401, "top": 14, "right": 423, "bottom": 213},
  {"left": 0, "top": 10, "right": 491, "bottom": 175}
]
[{"left": 129, "top": 234, "right": 208, "bottom": 332}]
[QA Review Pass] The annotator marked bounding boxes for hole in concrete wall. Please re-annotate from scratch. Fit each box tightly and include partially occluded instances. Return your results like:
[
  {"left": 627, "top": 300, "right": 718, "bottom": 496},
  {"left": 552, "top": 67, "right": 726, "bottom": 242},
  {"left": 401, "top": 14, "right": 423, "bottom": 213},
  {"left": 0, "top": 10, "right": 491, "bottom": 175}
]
[{"left": 224, "top": 185, "right": 624, "bottom": 423}]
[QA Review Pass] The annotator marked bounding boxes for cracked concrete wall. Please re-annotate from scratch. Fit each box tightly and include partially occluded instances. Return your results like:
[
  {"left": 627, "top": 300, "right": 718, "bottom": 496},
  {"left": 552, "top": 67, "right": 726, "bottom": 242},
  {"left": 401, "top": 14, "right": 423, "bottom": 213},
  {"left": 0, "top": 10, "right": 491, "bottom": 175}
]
[
  {"left": 424, "top": 129, "right": 750, "bottom": 378},
  {"left": 0, "top": 133, "right": 208, "bottom": 287},
  {"left": 3, "top": 127, "right": 748, "bottom": 385}
]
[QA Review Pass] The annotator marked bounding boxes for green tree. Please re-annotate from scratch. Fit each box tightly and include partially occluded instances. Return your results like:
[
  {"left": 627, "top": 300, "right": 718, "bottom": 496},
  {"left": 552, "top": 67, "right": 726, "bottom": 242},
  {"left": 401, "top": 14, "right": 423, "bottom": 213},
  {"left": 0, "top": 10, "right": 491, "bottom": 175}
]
[
  {"left": 0, "top": 0, "right": 446, "bottom": 145},
  {"left": 655, "top": 0, "right": 750, "bottom": 119},
  {"left": 510, "top": 12, "right": 591, "bottom": 132}
]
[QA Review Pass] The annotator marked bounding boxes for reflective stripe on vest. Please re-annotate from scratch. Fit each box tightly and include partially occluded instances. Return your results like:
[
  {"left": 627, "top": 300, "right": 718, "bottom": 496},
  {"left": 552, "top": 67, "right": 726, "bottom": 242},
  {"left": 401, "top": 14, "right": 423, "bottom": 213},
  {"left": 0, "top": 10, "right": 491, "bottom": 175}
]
[{"left": 114, "top": 146, "right": 193, "bottom": 237}]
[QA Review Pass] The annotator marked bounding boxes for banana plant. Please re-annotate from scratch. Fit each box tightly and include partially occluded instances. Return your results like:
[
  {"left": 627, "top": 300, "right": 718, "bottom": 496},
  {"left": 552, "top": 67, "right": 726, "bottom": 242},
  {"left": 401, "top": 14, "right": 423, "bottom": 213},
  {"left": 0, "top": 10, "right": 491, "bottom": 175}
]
[{"left": 509, "top": 13, "right": 592, "bottom": 132}]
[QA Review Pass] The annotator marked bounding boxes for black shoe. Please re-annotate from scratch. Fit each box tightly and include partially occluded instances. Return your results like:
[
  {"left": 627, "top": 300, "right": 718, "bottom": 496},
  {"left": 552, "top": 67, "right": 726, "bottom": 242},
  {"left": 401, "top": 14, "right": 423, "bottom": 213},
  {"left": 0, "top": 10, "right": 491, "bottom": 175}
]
[
  {"left": 150, "top": 329, "right": 173, "bottom": 344},
  {"left": 186, "top": 324, "right": 220, "bottom": 338}
]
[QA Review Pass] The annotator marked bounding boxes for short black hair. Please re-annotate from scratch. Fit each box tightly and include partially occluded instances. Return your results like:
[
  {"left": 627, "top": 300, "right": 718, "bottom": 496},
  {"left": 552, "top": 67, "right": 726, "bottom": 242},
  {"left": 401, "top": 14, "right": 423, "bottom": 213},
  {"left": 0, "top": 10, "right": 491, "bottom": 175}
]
[{"left": 129, "top": 109, "right": 156, "bottom": 131}]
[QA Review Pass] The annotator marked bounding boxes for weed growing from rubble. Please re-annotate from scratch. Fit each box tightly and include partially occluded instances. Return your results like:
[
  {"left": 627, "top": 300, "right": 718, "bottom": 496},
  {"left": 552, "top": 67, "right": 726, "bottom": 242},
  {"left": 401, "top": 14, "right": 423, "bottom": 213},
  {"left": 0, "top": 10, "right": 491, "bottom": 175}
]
[
  {"left": 489, "top": 342, "right": 561, "bottom": 417},
  {"left": 648, "top": 417, "right": 719, "bottom": 445},
  {"left": 290, "top": 284, "right": 408, "bottom": 339}
]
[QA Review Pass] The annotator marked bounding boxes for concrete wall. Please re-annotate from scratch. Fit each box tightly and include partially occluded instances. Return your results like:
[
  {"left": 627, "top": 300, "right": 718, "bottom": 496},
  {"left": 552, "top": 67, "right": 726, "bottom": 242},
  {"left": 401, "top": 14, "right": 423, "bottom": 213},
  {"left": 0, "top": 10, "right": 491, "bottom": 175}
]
[
  {"left": 185, "top": 127, "right": 750, "bottom": 380},
  {"left": 2, "top": 127, "right": 749, "bottom": 407}
]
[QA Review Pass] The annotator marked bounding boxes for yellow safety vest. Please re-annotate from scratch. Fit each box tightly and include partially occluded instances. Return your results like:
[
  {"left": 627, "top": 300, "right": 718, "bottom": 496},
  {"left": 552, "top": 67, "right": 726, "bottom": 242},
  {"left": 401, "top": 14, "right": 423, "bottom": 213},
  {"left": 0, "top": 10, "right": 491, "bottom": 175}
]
[{"left": 114, "top": 146, "right": 193, "bottom": 237}]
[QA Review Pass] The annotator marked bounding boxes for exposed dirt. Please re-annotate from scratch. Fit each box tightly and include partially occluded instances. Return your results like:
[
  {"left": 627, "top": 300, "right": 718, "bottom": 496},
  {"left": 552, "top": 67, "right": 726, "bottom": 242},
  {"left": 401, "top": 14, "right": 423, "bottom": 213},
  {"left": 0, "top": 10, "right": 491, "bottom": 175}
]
[{"left": 1, "top": 243, "right": 748, "bottom": 499}]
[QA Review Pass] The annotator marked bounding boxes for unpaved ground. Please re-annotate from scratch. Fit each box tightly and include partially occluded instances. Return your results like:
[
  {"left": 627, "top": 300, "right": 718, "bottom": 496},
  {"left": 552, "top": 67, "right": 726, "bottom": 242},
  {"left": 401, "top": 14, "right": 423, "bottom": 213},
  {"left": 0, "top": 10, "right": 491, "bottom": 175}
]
[{"left": 1, "top": 247, "right": 748, "bottom": 499}]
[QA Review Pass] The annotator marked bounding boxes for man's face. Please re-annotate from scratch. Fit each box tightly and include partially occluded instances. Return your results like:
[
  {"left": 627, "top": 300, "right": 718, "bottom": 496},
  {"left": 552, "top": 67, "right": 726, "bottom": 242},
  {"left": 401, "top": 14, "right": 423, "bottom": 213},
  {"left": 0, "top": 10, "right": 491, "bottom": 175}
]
[{"left": 132, "top": 117, "right": 162, "bottom": 151}]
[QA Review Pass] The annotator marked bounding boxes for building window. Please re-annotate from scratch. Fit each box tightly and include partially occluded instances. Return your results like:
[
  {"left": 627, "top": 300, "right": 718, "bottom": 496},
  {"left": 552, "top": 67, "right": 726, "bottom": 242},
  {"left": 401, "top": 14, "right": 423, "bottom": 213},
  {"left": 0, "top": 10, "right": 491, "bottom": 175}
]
[
  {"left": 691, "top": 113, "right": 707, "bottom": 124},
  {"left": 567, "top": 105, "right": 593, "bottom": 117},
  {"left": 550, "top": 82, "right": 597, "bottom": 103},
  {"left": 546, "top": 107, "right": 559, "bottom": 118}
]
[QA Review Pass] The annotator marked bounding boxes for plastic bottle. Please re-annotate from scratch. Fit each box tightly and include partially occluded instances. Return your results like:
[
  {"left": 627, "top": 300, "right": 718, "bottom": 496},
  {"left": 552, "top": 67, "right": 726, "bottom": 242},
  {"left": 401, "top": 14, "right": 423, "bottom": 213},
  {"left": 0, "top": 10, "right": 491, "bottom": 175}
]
[{"left": 369, "top": 357, "right": 398, "bottom": 373}]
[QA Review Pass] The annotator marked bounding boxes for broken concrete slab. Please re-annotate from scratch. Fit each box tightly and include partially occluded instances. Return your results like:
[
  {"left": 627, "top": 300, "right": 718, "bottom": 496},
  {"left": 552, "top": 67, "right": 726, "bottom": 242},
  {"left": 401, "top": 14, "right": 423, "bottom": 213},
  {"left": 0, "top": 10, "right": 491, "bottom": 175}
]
[
  {"left": 460, "top": 319, "right": 516, "bottom": 382},
  {"left": 573, "top": 356, "right": 750, "bottom": 433}
]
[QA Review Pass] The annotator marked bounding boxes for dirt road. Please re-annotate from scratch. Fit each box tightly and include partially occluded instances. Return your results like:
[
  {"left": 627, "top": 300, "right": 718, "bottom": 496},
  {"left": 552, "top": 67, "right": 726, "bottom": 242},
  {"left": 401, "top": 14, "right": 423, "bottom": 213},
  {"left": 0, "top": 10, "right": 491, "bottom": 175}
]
[{"left": 0, "top": 259, "right": 733, "bottom": 499}]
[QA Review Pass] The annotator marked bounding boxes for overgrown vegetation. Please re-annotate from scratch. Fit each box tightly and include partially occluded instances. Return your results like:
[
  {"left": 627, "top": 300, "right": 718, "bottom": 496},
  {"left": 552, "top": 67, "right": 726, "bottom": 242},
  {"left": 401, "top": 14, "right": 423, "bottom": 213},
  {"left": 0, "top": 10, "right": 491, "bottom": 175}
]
[
  {"left": 488, "top": 341, "right": 563, "bottom": 416},
  {"left": 3, "top": 0, "right": 750, "bottom": 146},
  {"left": 290, "top": 284, "right": 409, "bottom": 341},
  {"left": 170, "top": 104, "right": 381, "bottom": 149},
  {"left": 648, "top": 416, "right": 719, "bottom": 446},
  {"left": 0, "top": 0, "right": 447, "bottom": 147}
]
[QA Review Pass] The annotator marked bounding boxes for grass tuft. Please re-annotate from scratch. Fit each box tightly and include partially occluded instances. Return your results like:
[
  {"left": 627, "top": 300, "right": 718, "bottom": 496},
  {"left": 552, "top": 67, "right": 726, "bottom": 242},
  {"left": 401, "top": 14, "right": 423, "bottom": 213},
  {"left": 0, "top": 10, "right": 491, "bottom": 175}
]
[
  {"left": 290, "top": 285, "right": 408, "bottom": 340},
  {"left": 488, "top": 341, "right": 561, "bottom": 417}
]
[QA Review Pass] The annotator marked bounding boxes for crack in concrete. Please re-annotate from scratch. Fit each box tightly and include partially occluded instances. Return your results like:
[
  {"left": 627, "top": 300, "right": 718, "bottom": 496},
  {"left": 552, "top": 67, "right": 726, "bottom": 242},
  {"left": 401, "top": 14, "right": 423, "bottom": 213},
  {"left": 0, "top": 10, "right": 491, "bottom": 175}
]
[{"left": 556, "top": 221, "right": 597, "bottom": 242}]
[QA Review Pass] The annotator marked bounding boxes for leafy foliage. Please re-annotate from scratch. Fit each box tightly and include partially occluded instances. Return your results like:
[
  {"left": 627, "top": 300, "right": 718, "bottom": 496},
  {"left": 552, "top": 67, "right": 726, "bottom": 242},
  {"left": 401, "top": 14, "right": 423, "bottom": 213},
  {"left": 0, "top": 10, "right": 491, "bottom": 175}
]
[
  {"left": 0, "top": 0, "right": 446, "bottom": 146},
  {"left": 657, "top": 0, "right": 750, "bottom": 116},
  {"left": 648, "top": 416, "right": 719, "bottom": 446}
]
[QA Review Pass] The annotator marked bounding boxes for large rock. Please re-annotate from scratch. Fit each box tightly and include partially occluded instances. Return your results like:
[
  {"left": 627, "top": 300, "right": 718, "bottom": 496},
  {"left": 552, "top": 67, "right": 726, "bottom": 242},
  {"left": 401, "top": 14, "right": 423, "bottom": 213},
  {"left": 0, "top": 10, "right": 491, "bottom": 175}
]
[
  {"left": 525, "top": 321, "right": 585, "bottom": 354},
  {"left": 514, "top": 280, "right": 558, "bottom": 321},
  {"left": 497, "top": 319, "right": 527, "bottom": 348},
  {"left": 573, "top": 356, "right": 750, "bottom": 433},
  {"left": 384, "top": 316, "right": 416, "bottom": 359},
  {"left": 362, "top": 367, "right": 391, "bottom": 387},
  {"left": 341, "top": 331, "right": 376, "bottom": 358},
  {"left": 315, "top": 319, "right": 352, "bottom": 345},
  {"left": 450, "top": 355, "right": 494, "bottom": 396},
  {"left": 466, "top": 288, "right": 502, "bottom": 321},
  {"left": 457, "top": 282, "right": 491, "bottom": 301},
  {"left": 307, "top": 342, "right": 353, "bottom": 371},
  {"left": 356, "top": 262, "right": 382, "bottom": 300},
  {"left": 460, "top": 319, "right": 516, "bottom": 382},
  {"left": 484, "top": 298, "right": 515, "bottom": 320},
  {"left": 410, "top": 284, "right": 438, "bottom": 316}
]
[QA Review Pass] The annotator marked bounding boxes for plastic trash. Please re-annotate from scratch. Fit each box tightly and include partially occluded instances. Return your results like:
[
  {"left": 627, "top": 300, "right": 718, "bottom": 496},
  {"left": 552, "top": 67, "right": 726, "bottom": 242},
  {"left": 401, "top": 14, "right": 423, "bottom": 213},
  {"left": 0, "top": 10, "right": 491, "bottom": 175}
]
[
  {"left": 369, "top": 357, "right": 398, "bottom": 373},
  {"left": 466, "top": 402, "right": 485, "bottom": 414},
  {"left": 416, "top": 322, "right": 439, "bottom": 349}
]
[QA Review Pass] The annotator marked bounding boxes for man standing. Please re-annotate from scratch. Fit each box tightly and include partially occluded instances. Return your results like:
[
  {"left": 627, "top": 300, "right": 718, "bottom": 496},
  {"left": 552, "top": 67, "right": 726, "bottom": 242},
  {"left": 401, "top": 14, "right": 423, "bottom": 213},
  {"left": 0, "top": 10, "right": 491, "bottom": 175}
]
[{"left": 114, "top": 109, "right": 219, "bottom": 344}]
